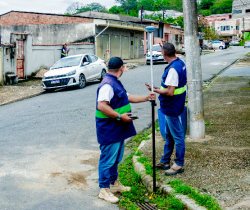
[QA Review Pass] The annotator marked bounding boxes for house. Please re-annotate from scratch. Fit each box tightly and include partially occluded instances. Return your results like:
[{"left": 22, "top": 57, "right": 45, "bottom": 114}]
[{"left": 0, "top": 11, "right": 157, "bottom": 84}]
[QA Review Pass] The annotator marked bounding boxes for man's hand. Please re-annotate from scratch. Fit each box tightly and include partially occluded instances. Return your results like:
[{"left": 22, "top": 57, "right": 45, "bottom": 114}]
[
  {"left": 147, "top": 93, "right": 156, "bottom": 101},
  {"left": 145, "top": 83, "right": 152, "bottom": 91},
  {"left": 121, "top": 113, "right": 135, "bottom": 122}
]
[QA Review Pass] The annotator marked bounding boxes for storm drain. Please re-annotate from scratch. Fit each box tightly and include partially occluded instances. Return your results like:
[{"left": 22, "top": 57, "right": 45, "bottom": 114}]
[{"left": 136, "top": 203, "right": 157, "bottom": 210}]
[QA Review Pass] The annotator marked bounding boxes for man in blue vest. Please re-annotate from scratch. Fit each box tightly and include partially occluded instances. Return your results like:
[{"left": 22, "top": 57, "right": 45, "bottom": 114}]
[
  {"left": 61, "top": 44, "right": 70, "bottom": 58},
  {"left": 96, "top": 57, "right": 155, "bottom": 203},
  {"left": 146, "top": 43, "right": 187, "bottom": 176}
]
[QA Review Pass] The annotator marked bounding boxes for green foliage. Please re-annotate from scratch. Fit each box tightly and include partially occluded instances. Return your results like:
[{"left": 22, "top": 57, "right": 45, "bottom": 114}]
[
  {"left": 76, "top": 2, "right": 108, "bottom": 13},
  {"left": 198, "top": 0, "right": 233, "bottom": 15},
  {"left": 167, "top": 179, "right": 222, "bottom": 209},
  {"left": 118, "top": 155, "right": 184, "bottom": 210}
]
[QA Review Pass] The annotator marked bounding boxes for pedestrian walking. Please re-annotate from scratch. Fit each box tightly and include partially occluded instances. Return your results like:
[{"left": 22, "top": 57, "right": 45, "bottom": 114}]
[
  {"left": 96, "top": 57, "right": 155, "bottom": 203},
  {"left": 146, "top": 43, "right": 187, "bottom": 175},
  {"left": 61, "top": 43, "right": 70, "bottom": 58}
]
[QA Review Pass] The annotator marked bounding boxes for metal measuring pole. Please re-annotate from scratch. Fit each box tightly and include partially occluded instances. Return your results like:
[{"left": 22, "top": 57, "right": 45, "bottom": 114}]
[{"left": 145, "top": 26, "right": 156, "bottom": 192}]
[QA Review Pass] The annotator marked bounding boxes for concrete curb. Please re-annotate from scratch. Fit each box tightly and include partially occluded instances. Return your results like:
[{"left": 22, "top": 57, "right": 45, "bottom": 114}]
[
  {"left": 132, "top": 140, "right": 207, "bottom": 210},
  {"left": 0, "top": 90, "right": 44, "bottom": 106}
]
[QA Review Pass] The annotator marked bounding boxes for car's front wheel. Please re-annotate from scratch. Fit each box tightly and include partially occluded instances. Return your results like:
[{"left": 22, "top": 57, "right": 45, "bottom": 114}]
[
  {"left": 99, "top": 70, "right": 106, "bottom": 81},
  {"left": 78, "top": 74, "right": 86, "bottom": 89}
]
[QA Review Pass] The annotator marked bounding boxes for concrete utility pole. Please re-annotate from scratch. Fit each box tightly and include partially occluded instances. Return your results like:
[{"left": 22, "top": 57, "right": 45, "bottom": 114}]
[{"left": 182, "top": 0, "right": 205, "bottom": 140}]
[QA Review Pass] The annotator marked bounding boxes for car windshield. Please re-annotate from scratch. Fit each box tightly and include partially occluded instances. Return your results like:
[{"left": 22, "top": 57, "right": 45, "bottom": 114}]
[
  {"left": 52, "top": 56, "right": 82, "bottom": 69},
  {"left": 152, "top": 45, "right": 162, "bottom": 51}
]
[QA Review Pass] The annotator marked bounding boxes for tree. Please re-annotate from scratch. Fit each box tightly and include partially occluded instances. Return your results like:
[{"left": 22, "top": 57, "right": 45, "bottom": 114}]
[
  {"left": 65, "top": 2, "right": 83, "bottom": 14},
  {"left": 199, "top": 0, "right": 215, "bottom": 10},
  {"left": 115, "top": 0, "right": 138, "bottom": 14},
  {"left": 109, "top": 6, "right": 124, "bottom": 14},
  {"left": 76, "top": 2, "right": 108, "bottom": 13},
  {"left": 211, "top": 0, "right": 233, "bottom": 14}
]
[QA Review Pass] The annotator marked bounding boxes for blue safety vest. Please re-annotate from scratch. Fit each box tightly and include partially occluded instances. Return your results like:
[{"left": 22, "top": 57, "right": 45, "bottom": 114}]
[
  {"left": 61, "top": 48, "right": 67, "bottom": 58},
  {"left": 159, "top": 58, "right": 187, "bottom": 117},
  {"left": 95, "top": 73, "right": 136, "bottom": 145}
]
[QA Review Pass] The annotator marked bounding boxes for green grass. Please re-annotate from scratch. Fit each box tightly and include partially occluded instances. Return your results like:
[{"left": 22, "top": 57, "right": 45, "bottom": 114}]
[
  {"left": 167, "top": 180, "right": 221, "bottom": 210},
  {"left": 137, "top": 156, "right": 161, "bottom": 181},
  {"left": 118, "top": 155, "right": 185, "bottom": 210}
]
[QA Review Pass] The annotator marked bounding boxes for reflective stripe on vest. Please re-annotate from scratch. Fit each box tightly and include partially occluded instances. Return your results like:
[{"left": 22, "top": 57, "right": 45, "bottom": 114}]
[
  {"left": 96, "top": 103, "right": 131, "bottom": 118},
  {"left": 160, "top": 85, "right": 186, "bottom": 95},
  {"left": 61, "top": 53, "right": 66, "bottom": 56}
]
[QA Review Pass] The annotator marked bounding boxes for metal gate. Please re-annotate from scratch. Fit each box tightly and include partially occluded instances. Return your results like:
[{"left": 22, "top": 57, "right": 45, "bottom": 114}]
[
  {"left": 121, "top": 36, "right": 129, "bottom": 59},
  {"left": 110, "top": 35, "right": 121, "bottom": 58},
  {"left": 96, "top": 34, "right": 109, "bottom": 62},
  {"left": 16, "top": 40, "right": 24, "bottom": 78}
]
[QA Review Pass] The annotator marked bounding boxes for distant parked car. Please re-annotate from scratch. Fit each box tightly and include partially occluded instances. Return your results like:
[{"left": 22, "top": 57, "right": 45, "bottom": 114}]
[
  {"left": 244, "top": 41, "right": 250, "bottom": 48},
  {"left": 230, "top": 40, "right": 240, "bottom": 46},
  {"left": 181, "top": 44, "right": 202, "bottom": 55},
  {"left": 146, "top": 44, "right": 166, "bottom": 65},
  {"left": 42, "top": 54, "right": 107, "bottom": 91},
  {"left": 211, "top": 40, "right": 226, "bottom": 50}
]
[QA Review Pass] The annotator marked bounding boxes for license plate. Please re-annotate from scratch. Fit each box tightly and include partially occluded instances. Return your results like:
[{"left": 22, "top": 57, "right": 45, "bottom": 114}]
[
  {"left": 152, "top": 57, "right": 158, "bottom": 60},
  {"left": 51, "top": 80, "right": 60, "bottom": 84}
]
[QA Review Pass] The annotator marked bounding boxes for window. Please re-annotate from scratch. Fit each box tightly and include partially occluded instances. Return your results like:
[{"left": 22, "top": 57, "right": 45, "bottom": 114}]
[
  {"left": 233, "top": 10, "right": 242, "bottom": 14},
  {"left": 226, "top": 26, "right": 230, "bottom": 31},
  {"left": 89, "top": 54, "right": 98, "bottom": 62},
  {"left": 246, "top": 9, "right": 250, "bottom": 13},
  {"left": 6, "top": 48, "right": 9, "bottom": 55},
  {"left": 218, "top": 27, "right": 220, "bottom": 29},
  {"left": 236, "top": 26, "right": 240, "bottom": 30},
  {"left": 221, "top": 26, "right": 226, "bottom": 31},
  {"left": 231, "top": 26, "right": 233, "bottom": 29}
]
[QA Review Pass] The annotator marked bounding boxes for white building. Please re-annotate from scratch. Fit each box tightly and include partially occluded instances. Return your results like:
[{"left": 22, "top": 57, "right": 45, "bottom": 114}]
[{"left": 232, "top": 0, "right": 250, "bottom": 18}]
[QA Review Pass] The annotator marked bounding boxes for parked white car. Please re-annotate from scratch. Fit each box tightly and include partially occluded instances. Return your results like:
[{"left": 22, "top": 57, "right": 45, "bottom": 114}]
[
  {"left": 42, "top": 54, "right": 107, "bottom": 91},
  {"left": 211, "top": 41, "right": 226, "bottom": 50},
  {"left": 146, "top": 44, "right": 166, "bottom": 65},
  {"left": 244, "top": 41, "right": 250, "bottom": 48},
  {"left": 230, "top": 40, "right": 240, "bottom": 46}
]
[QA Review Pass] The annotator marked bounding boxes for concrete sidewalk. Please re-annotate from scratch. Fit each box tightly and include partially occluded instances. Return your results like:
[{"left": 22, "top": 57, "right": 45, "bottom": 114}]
[{"left": 137, "top": 61, "right": 250, "bottom": 209}]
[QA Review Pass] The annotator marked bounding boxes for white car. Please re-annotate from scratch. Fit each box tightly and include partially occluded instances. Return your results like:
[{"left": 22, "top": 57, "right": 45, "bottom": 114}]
[
  {"left": 42, "top": 54, "right": 107, "bottom": 91},
  {"left": 244, "top": 41, "right": 250, "bottom": 48},
  {"left": 230, "top": 40, "right": 240, "bottom": 46},
  {"left": 211, "top": 41, "right": 226, "bottom": 50},
  {"left": 146, "top": 44, "right": 166, "bottom": 65}
]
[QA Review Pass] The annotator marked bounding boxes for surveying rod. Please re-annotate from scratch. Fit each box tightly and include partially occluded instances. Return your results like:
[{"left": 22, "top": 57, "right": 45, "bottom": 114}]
[{"left": 145, "top": 26, "right": 156, "bottom": 192}]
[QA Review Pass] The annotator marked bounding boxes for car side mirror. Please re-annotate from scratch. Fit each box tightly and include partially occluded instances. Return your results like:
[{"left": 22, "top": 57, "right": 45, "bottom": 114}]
[{"left": 82, "top": 62, "right": 89, "bottom": 66}]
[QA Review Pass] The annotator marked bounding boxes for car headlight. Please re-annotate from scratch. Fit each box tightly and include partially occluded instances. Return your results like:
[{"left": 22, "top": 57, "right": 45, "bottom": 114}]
[
  {"left": 42, "top": 76, "right": 46, "bottom": 80},
  {"left": 147, "top": 54, "right": 150, "bottom": 57},
  {"left": 66, "top": 70, "right": 76, "bottom": 76}
]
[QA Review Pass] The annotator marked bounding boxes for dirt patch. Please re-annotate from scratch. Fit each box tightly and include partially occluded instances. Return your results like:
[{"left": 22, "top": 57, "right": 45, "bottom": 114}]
[
  {"left": 67, "top": 170, "right": 95, "bottom": 190},
  {"left": 80, "top": 156, "right": 99, "bottom": 167}
]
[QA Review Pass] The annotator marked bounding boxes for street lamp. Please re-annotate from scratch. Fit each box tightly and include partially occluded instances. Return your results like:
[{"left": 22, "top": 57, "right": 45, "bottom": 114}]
[{"left": 145, "top": 26, "right": 157, "bottom": 192}]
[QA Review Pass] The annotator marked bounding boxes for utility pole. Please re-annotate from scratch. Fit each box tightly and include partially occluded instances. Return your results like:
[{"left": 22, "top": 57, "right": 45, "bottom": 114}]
[
  {"left": 141, "top": 6, "right": 143, "bottom": 25},
  {"left": 243, "top": 17, "right": 245, "bottom": 40},
  {"left": 182, "top": 0, "right": 205, "bottom": 140},
  {"left": 163, "top": 7, "right": 165, "bottom": 40}
]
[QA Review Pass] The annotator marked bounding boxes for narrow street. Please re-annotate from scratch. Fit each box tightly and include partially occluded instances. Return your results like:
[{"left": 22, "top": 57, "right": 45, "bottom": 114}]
[{"left": 0, "top": 46, "right": 249, "bottom": 209}]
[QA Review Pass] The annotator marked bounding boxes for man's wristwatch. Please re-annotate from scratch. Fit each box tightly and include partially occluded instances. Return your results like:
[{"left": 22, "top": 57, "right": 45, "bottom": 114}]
[{"left": 116, "top": 113, "right": 121, "bottom": 121}]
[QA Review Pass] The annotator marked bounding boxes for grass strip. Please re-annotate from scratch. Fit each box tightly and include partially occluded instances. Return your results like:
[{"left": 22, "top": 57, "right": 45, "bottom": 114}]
[
  {"left": 118, "top": 155, "right": 185, "bottom": 210},
  {"left": 167, "top": 180, "right": 221, "bottom": 210}
]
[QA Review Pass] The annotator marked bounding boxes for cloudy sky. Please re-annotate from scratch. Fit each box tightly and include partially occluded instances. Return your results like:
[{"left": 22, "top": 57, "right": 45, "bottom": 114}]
[{"left": 0, "top": 0, "right": 116, "bottom": 15}]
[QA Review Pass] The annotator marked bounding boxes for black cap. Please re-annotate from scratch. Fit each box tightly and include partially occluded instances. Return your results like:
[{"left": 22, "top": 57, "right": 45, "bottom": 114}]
[{"left": 108, "top": 57, "right": 125, "bottom": 69}]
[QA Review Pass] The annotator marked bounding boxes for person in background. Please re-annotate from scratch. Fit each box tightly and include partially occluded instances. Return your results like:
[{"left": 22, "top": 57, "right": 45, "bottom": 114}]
[
  {"left": 96, "top": 57, "right": 155, "bottom": 203},
  {"left": 61, "top": 44, "right": 70, "bottom": 58}
]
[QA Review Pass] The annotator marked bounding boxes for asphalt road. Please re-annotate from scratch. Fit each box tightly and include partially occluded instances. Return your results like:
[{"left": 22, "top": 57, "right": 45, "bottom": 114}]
[{"left": 0, "top": 46, "right": 249, "bottom": 210}]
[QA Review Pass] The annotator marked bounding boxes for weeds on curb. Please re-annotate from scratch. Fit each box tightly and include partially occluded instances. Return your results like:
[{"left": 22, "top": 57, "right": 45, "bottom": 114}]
[
  {"left": 167, "top": 180, "right": 222, "bottom": 210},
  {"left": 118, "top": 155, "right": 185, "bottom": 210},
  {"left": 137, "top": 156, "right": 161, "bottom": 181}
]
